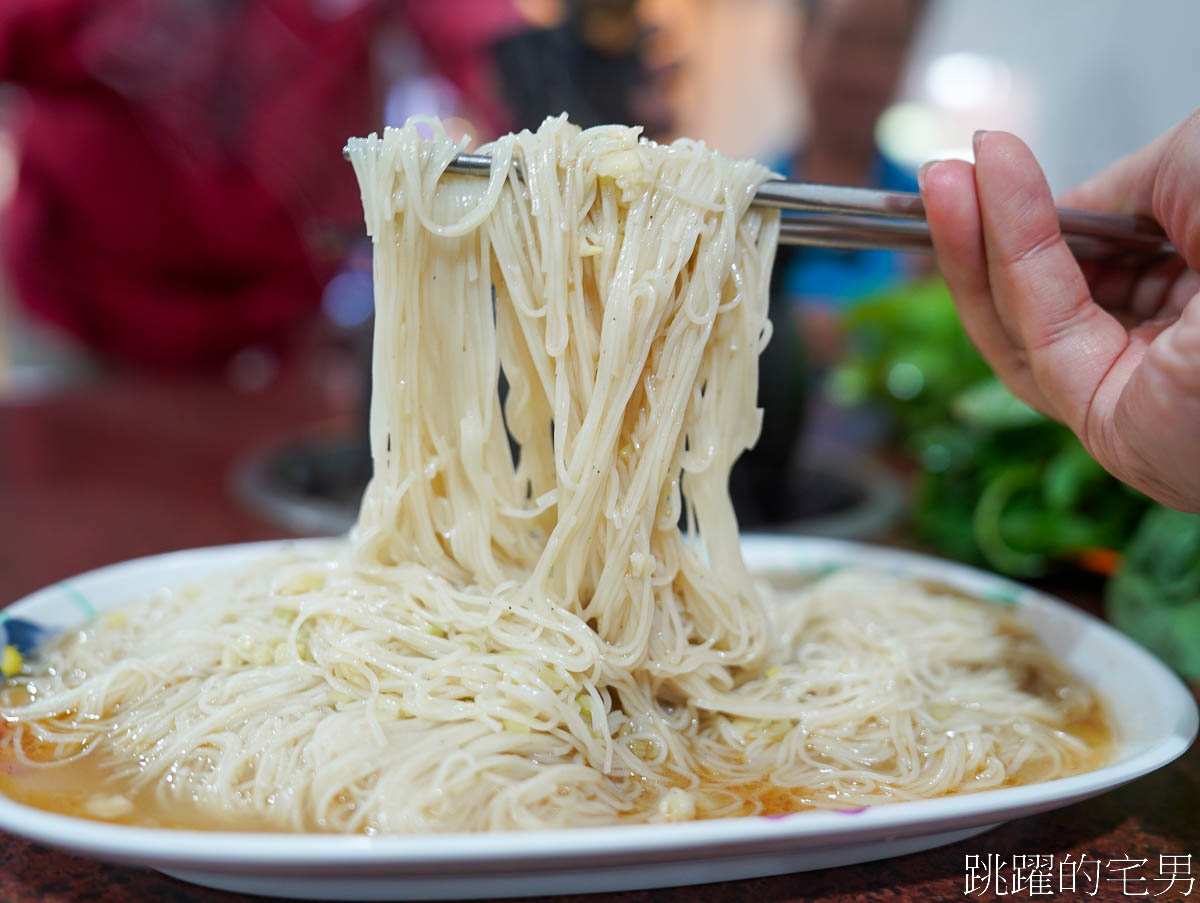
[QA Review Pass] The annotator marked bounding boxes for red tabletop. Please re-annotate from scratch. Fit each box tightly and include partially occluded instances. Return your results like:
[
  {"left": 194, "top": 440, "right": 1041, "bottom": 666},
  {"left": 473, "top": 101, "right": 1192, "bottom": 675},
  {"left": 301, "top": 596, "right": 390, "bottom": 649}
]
[{"left": 0, "top": 366, "right": 1196, "bottom": 903}]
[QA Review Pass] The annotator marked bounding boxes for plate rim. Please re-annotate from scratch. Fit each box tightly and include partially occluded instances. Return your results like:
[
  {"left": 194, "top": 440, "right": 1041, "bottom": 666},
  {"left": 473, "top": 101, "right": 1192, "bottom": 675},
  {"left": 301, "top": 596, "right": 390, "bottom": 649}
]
[{"left": 0, "top": 535, "right": 1194, "bottom": 872}]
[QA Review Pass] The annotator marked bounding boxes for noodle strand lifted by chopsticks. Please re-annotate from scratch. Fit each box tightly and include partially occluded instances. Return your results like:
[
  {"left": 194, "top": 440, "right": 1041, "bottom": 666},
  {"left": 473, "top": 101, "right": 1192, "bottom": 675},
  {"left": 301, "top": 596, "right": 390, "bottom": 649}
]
[{"left": 0, "top": 118, "right": 1104, "bottom": 832}]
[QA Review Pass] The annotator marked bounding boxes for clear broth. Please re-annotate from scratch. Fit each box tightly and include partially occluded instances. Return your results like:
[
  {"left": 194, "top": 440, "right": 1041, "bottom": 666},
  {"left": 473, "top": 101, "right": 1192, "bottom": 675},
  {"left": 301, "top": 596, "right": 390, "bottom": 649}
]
[{"left": 0, "top": 577, "right": 1114, "bottom": 831}]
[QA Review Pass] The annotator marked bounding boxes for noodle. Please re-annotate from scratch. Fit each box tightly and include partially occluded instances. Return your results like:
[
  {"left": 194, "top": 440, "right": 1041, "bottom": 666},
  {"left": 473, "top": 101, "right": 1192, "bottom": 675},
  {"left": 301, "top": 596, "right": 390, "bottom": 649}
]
[{"left": 0, "top": 118, "right": 1105, "bottom": 832}]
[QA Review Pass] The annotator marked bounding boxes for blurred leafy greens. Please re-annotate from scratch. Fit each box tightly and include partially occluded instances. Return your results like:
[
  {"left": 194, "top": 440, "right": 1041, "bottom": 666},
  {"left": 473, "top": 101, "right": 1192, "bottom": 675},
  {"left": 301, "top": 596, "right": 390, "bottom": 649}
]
[
  {"left": 1107, "top": 506, "right": 1200, "bottom": 679},
  {"left": 832, "top": 277, "right": 1148, "bottom": 578}
]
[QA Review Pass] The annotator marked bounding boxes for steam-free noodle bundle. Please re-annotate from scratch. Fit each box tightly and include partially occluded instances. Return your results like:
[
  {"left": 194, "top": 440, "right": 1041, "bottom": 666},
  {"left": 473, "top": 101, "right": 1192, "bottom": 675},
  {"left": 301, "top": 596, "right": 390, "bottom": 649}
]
[{"left": 0, "top": 119, "right": 1106, "bottom": 832}]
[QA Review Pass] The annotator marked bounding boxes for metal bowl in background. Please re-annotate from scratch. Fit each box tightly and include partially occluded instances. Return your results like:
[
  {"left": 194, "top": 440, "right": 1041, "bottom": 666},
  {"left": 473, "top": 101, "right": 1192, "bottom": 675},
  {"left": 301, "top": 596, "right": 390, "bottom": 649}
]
[
  {"left": 233, "top": 432, "right": 904, "bottom": 543},
  {"left": 232, "top": 432, "right": 368, "bottom": 537}
]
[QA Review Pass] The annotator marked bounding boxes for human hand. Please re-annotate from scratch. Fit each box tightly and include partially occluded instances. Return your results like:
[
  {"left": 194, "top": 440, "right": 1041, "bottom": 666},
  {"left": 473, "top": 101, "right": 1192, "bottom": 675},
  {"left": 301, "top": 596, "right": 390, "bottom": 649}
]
[{"left": 918, "top": 113, "right": 1200, "bottom": 512}]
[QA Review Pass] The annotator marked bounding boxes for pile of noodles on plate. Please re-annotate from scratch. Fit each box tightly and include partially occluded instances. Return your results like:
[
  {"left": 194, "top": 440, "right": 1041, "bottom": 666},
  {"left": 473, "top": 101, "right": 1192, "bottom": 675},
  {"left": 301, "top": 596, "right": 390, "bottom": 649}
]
[{"left": 0, "top": 118, "right": 1106, "bottom": 832}]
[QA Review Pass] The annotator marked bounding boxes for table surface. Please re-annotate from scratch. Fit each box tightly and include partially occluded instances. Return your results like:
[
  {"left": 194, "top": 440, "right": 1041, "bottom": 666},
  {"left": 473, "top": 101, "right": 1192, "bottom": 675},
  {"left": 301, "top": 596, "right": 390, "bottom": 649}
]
[{"left": 0, "top": 366, "right": 1196, "bottom": 903}]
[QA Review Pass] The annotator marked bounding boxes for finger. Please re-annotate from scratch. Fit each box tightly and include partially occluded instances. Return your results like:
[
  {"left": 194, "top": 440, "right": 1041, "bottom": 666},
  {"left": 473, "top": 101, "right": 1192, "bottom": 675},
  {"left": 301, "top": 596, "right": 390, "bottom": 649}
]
[
  {"left": 1150, "top": 111, "right": 1200, "bottom": 269},
  {"left": 1058, "top": 123, "right": 1178, "bottom": 215},
  {"left": 1128, "top": 257, "right": 1195, "bottom": 321},
  {"left": 1060, "top": 107, "right": 1200, "bottom": 271},
  {"left": 1158, "top": 268, "right": 1200, "bottom": 323},
  {"left": 973, "top": 130, "right": 1131, "bottom": 435},
  {"left": 919, "top": 158, "right": 1051, "bottom": 412},
  {"left": 1111, "top": 296, "right": 1200, "bottom": 511},
  {"left": 1078, "top": 260, "right": 1140, "bottom": 313},
  {"left": 1082, "top": 254, "right": 1189, "bottom": 319}
]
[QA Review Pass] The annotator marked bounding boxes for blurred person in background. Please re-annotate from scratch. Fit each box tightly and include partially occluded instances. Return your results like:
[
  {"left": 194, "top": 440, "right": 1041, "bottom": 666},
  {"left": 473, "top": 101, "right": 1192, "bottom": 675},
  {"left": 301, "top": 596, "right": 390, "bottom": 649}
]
[
  {"left": 731, "top": 0, "right": 926, "bottom": 527},
  {"left": 493, "top": 0, "right": 671, "bottom": 135},
  {"left": 775, "top": 0, "right": 926, "bottom": 355},
  {"left": 0, "top": 0, "right": 523, "bottom": 372}
]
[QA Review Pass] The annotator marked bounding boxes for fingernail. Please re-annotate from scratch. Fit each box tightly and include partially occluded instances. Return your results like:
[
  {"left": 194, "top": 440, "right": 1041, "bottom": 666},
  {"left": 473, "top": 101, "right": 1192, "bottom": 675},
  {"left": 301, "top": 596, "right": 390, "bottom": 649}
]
[
  {"left": 973, "top": 130, "right": 989, "bottom": 154},
  {"left": 917, "top": 159, "right": 940, "bottom": 190}
]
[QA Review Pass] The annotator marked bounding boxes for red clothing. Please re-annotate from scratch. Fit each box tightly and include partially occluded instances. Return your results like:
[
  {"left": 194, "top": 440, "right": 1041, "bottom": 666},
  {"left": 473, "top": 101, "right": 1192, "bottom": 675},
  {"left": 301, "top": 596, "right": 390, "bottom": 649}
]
[{"left": 0, "top": 0, "right": 522, "bottom": 368}]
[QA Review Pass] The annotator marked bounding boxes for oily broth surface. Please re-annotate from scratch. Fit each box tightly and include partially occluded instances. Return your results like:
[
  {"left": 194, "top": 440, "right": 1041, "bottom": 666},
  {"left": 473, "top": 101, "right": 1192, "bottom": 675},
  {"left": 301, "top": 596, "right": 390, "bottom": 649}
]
[{"left": 0, "top": 574, "right": 1113, "bottom": 831}]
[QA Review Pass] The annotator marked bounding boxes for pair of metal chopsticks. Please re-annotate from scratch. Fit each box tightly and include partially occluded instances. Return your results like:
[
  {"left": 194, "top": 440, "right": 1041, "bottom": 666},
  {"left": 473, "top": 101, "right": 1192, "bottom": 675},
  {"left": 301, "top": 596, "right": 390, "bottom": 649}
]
[{"left": 361, "top": 151, "right": 1177, "bottom": 266}]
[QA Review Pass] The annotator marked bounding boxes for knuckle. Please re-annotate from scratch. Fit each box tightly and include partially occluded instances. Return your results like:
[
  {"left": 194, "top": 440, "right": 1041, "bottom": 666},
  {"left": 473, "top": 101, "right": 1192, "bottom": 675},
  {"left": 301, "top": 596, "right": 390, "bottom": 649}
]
[
  {"left": 1022, "top": 287, "right": 1096, "bottom": 354},
  {"left": 1000, "top": 228, "right": 1061, "bottom": 270}
]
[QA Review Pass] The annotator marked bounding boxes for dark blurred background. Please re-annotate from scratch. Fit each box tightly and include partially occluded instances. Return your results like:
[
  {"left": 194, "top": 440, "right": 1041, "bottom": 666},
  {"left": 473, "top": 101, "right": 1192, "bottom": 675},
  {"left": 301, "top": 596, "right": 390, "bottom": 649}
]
[{"left": 1, "top": 0, "right": 1198, "bottom": 678}]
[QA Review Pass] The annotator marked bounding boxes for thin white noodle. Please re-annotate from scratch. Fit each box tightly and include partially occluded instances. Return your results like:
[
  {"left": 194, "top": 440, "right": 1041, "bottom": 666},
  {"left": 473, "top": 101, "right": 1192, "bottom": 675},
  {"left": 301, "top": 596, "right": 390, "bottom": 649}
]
[{"left": 0, "top": 118, "right": 1103, "bottom": 831}]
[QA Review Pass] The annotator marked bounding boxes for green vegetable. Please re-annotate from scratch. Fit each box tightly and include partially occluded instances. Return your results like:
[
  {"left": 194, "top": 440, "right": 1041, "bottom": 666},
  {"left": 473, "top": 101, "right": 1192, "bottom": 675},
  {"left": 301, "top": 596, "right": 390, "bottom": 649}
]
[
  {"left": 834, "top": 277, "right": 1150, "bottom": 576},
  {"left": 951, "top": 379, "right": 1043, "bottom": 431},
  {"left": 833, "top": 278, "right": 991, "bottom": 432},
  {"left": 1107, "top": 506, "right": 1200, "bottom": 679},
  {"left": 972, "top": 465, "right": 1047, "bottom": 578}
]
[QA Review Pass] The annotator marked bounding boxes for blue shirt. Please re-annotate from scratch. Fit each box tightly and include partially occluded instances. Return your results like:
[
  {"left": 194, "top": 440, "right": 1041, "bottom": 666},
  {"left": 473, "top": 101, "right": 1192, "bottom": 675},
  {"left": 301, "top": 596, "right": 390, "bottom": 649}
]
[{"left": 770, "top": 150, "right": 918, "bottom": 310}]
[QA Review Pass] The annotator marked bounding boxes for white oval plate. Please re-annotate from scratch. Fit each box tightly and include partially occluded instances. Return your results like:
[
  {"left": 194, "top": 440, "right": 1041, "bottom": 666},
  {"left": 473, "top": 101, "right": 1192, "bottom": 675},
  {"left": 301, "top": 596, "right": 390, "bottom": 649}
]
[{"left": 0, "top": 536, "right": 1194, "bottom": 901}]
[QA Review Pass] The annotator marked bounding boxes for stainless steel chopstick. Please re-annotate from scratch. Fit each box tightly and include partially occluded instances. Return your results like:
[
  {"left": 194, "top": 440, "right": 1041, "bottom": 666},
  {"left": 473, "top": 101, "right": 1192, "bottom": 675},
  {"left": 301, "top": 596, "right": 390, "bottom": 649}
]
[
  {"left": 779, "top": 213, "right": 1169, "bottom": 263},
  {"left": 350, "top": 151, "right": 1178, "bottom": 264},
  {"left": 760, "top": 181, "right": 1173, "bottom": 261}
]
